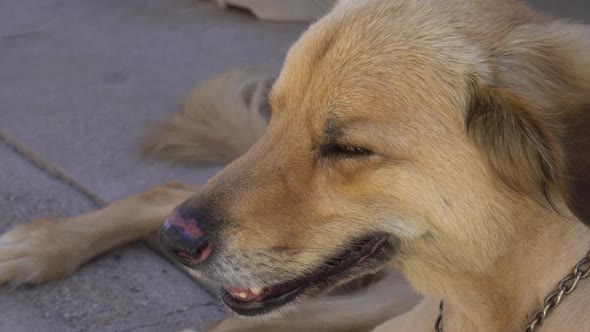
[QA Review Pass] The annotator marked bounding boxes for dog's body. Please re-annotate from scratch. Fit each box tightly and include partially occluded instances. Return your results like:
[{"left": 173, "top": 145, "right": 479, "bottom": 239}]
[{"left": 1, "top": 0, "right": 589, "bottom": 331}]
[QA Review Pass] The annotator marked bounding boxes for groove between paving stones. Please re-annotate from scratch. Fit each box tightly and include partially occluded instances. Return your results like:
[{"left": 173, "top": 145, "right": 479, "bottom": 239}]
[{"left": 0, "top": 128, "right": 108, "bottom": 208}]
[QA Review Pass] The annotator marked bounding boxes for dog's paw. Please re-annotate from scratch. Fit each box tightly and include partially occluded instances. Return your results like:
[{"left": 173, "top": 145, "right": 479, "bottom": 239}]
[{"left": 0, "top": 218, "right": 82, "bottom": 286}]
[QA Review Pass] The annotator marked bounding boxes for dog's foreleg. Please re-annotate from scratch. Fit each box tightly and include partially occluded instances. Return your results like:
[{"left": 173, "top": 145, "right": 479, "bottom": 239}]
[{"left": 0, "top": 182, "right": 196, "bottom": 286}]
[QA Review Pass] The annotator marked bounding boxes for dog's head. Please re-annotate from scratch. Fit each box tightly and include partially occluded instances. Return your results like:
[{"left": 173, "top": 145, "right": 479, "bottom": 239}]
[{"left": 160, "top": 0, "right": 590, "bottom": 316}]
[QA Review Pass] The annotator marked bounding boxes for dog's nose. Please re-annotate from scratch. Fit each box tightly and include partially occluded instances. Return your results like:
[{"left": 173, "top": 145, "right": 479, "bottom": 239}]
[{"left": 158, "top": 211, "right": 212, "bottom": 266}]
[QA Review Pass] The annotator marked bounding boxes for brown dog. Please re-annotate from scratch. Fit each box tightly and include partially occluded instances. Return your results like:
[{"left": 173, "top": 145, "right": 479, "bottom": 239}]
[{"left": 1, "top": 0, "right": 589, "bottom": 331}]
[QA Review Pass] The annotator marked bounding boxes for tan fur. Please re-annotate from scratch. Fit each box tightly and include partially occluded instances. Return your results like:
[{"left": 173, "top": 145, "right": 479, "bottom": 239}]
[
  {"left": 2, "top": 0, "right": 590, "bottom": 331},
  {"left": 140, "top": 66, "right": 275, "bottom": 164}
]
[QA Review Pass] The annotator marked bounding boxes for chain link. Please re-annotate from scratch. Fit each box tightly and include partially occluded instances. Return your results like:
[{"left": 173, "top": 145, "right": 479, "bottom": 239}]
[
  {"left": 525, "top": 251, "right": 590, "bottom": 331},
  {"left": 435, "top": 249, "right": 590, "bottom": 332}
]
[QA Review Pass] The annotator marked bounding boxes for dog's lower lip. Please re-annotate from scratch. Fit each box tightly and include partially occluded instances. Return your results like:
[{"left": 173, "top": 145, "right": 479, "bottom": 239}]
[
  {"left": 221, "top": 283, "right": 307, "bottom": 316},
  {"left": 220, "top": 234, "right": 389, "bottom": 316}
]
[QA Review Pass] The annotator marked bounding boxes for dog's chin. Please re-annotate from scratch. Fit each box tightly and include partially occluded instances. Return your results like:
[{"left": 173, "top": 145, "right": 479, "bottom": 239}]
[{"left": 219, "top": 233, "right": 396, "bottom": 317}]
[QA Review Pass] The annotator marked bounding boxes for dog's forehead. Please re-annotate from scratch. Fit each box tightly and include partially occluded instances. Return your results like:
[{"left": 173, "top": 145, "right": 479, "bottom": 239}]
[{"left": 269, "top": 4, "right": 479, "bottom": 129}]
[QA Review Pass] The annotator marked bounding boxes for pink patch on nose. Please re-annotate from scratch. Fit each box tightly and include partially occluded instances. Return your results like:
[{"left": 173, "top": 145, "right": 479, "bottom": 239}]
[{"left": 164, "top": 211, "right": 204, "bottom": 239}]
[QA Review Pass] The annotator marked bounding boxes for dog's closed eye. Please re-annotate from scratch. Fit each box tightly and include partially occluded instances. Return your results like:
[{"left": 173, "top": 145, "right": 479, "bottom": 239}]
[{"left": 320, "top": 143, "right": 374, "bottom": 159}]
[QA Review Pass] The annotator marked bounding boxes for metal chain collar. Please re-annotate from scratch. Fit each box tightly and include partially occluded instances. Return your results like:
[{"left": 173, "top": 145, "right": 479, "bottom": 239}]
[{"left": 434, "top": 249, "right": 590, "bottom": 332}]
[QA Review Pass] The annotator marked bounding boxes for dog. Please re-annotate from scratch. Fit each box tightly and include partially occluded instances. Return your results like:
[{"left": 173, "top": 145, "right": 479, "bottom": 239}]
[{"left": 1, "top": 0, "right": 589, "bottom": 331}]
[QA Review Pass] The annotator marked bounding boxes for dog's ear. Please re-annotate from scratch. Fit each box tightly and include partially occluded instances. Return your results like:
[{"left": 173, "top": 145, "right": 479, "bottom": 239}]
[{"left": 466, "top": 22, "right": 590, "bottom": 224}]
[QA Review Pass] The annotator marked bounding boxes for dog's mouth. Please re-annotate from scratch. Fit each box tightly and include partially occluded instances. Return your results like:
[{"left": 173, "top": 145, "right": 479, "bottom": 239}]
[{"left": 220, "top": 234, "right": 391, "bottom": 316}]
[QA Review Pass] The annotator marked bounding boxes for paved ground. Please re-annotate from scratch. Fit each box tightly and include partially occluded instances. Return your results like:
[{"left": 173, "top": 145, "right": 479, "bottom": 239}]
[
  {"left": 0, "top": 1, "right": 305, "bottom": 331},
  {"left": 0, "top": 0, "right": 588, "bottom": 332}
]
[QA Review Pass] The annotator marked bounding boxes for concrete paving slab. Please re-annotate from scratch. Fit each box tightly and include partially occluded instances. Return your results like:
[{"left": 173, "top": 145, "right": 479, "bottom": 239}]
[
  {"left": 0, "top": 0, "right": 306, "bottom": 202},
  {"left": 0, "top": 141, "right": 226, "bottom": 332},
  {"left": 0, "top": 1, "right": 304, "bottom": 331}
]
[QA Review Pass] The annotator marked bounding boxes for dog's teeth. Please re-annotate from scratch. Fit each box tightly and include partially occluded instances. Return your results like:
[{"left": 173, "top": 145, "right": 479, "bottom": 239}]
[
  {"left": 238, "top": 292, "right": 248, "bottom": 299},
  {"left": 250, "top": 287, "right": 263, "bottom": 295}
]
